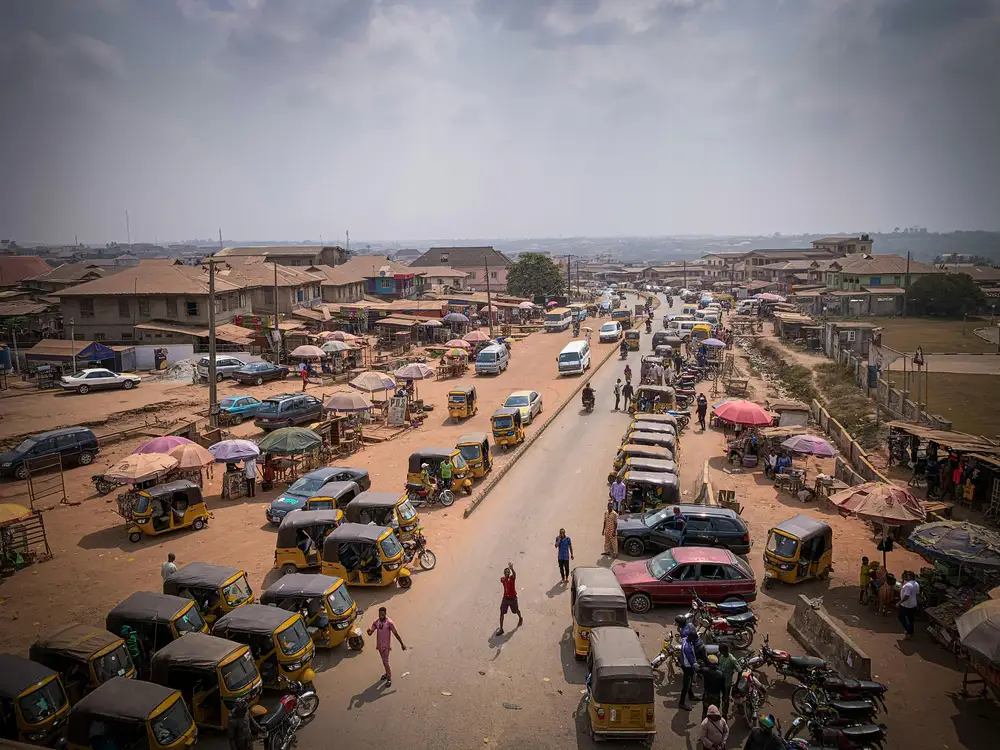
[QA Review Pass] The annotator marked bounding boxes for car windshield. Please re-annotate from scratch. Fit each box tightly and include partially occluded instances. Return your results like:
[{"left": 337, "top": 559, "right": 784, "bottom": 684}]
[
  {"left": 559, "top": 352, "right": 581, "bottom": 363},
  {"left": 600, "top": 324, "right": 617, "bottom": 332},
  {"left": 197, "top": 358, "right": 211, "bottom": 368},
  {"left": 380, "top": 533, "right": 402, "bottom": 558},
  {"left": 326, "top": 586, "right": 355, "bottom": 616},
  {"left": 256, "top": 400, "right": 281, "bottom": 415},
  {"left": 647, "top": 549, "right": 678, "bottom": 579},
  {"left": 276, "top": 619, "right": 312, "bottom": 656},
  {"left": 93, "top": 643, "right": 134, "bottom": 683},
  {"left": 766, "top": 532, "right": 799, "bottom": 558},
  {"left": 494, "top": 416, "right": 513, "bottom": 429},
  {"left": 458, "top": 445, "right": 481, "bottom": 461},
  {"left": 643, "top": 507, "right": 672, "bottom": 527},
  {"left": 222, "top": 575, "right": 253, "bottom": 607},
  {"left": 397, "top": 499, "right": 417, "bottom": 522},
  {"left": 151, "top": 698, "right": 193, "bottom": 747},
  {"left": 134, "top": 494, "right": 151, "bottom": 514},
  {"left": 174, "top": 605, "right": 206, "bottom": 634},
  {"left": 477, "top": 352, "right": 496, "bottom": 362},
  {"left": 221, "top": 650, "right": 258, "bottom": 691},
  {"left": 13, "top": 438, "right": 37, "bottom": 453},
  {"left": 448, "top": 394, "right": 467, "bottom": 403},
  {"left": 17, "top": 680, "right": 67, "bottom": 724},
  {"left": 450, "top": 454, "right": 467, "bottom": 470},
  {"left": 504, "top": 395, "right": 529, "bottom": 407},
  {"left": 287, "top": 477, "right": 326, "bottom": 497}
]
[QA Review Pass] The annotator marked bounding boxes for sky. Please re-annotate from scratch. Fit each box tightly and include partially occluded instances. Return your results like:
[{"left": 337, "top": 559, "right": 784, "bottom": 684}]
[{"left": 1, "top": 0, "right": 999, "bottom": 245}]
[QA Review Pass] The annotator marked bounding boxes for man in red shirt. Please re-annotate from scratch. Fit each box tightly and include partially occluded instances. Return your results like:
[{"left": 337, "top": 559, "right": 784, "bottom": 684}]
[{"left": 496, "top": 561, "right": 523, "bottom": 636}]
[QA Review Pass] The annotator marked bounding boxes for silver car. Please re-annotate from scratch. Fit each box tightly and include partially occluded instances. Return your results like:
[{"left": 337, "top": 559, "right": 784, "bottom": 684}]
[
  {"left": 197, "top": 354, "right": 251, "bottom": 382},
  {"left": 60, "top": 368, "right": 141, "bottom": 394}
]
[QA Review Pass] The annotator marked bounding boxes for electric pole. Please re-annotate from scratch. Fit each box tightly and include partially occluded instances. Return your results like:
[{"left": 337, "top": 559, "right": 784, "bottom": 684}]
[
  {"left": 562, "top": 254, "right": 573, "bottom": 300},
  {"left": 207, "top": 231, "right": 223, "bottom": 428},
  {"left": 484, "top": 253, "right": 495, "bottom": 339},
  {"left": 902, "top": 251, "right": 911, "bottom": 317}
]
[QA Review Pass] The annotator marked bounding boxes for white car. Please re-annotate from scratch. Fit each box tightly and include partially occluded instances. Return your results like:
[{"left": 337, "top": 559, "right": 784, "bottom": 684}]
[
  {"left": 503, "top": 390, "right": 543, "bottom": 424},
  {"left": 599, "top": 322, "right": 623, "bottom": 342},
  {"left": 60, "top": 368, "right": 141, "bottom": 394}
]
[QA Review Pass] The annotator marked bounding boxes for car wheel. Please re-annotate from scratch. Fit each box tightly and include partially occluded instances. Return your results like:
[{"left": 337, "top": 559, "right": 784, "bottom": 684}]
[
  {"left": 398, "top": 575, "right": 413, "bottom": 589},
  {"left": 192, "top": 518, "right": 206, "bottom": 531},
  {"left": 623, "top": 538, "right": 645, "bottom": 557},
  {"left": 122, "top": 379, "right": 135, "bottom": 390},
  {"left": 78, "top": 451, "right": 94, "bottom": 466},
  {"left": 77, "top": 384, "right": 89, "bottom": 394},
  {"left": 231, "top": 414, "right": 243, "bottom": 425},
  {"left": 216, "top": 373, "right": 224, "bottom": 382},
  {"left": 723, "top": 595, "right": 744, "bottom": 603},
  {"left": 128, "top": 531, "right": 143, "bottom": 543},
  {"left": 254, "top": 376, "right": 264, "bottom": 386},
  {"left": 282, "top": 563, "right": 299, "bottom": 576},
  {"left": 628, "top": 592, "right": 652, "bottom": 614},
  {"left": 13, "top": 464, "right": 28, "bottom": 480},
  {"left": 280, "top": 371, "right": 288, "bottom": 379}
]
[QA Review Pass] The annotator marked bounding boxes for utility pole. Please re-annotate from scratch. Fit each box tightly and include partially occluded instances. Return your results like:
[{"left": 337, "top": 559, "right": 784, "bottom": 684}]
[
  {"left": 484, "top": 253, "right": 495, "bottom": 339},
  {"left": 683, "top": 260, "right": 688, "bottom": 290},
  {"left": 563, "top": 254, "right": 573, "bottom": 299},
  {"left": 207, "top": 231, "right": 223, "bottom": 428},
  {"left": 273, "top": 260, "right": 281, "bottom": 361},
  {"left": 10, "top": 325, "right": 18, "bottom": 374},
  {"left": 125, "top": 210, "right": 132, "bottom": 254},
  {"left": 902, "top": 251, "right": 911, "bottom": 317},
  {"left": 69, "top": 318, "right": 76, "bottom": 373}
]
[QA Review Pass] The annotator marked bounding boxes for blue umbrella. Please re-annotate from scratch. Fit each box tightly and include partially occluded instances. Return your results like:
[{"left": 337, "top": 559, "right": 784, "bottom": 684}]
[
  {"left": 702, "top": 338, "right": 726, "bottom": 347},
  {"left": 907, "top": 521, "right": 1000, "bottom": 568},
  {"left": 443, "top": 312, "right": 469, "bottom": 323},
  {"left": 207, "top": 439, "right": 260, "bottom": 462}
]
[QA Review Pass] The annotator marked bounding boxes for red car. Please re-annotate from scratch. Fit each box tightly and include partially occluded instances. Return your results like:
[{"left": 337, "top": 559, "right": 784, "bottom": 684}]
[{"left": 613, "top": 546, "right": 757, "bottom": 614}]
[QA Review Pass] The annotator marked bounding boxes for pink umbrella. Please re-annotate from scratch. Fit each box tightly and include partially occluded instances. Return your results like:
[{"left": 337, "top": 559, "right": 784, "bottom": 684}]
[
  {"left": 781, "top": 434, "right": 836, "bottom": 457},
  {"left": 546, "top": 300, "right": 559, "bottom": 308},
  {"left": 168, "top": 443, "right": 216, "bottom": 470},
  {"left": 480, "top": 304, "right": 499, "bottom": 313},
  {"left": 828, "top": 483, "right": 925, "bottom": 525},
  {"left": 754, "top": 293, "right": 786, "bottom": 302},
  {"left": 133, "top": 436, "right": 194, "bottom": 455},
  {"left": 713, "top": 400, "right": 773, "bottom": 426},
  {"left": 445, "top": 339, "right": 471, "bottom": 350},
  {"left": 463, "top": 330, "right": 490, "bottom": 343},
  {"left": 330, "top": 331, "right": 358, "bottom": 342}
]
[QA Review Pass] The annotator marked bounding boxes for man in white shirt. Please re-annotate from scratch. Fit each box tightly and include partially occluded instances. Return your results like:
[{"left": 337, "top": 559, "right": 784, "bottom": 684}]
[
  {"left": 244, "top": 458, "right": 258, "bottom": 497},
  {"left": 161, "top": 552, "right": 177, "bottom": 581},
  {"left": 898, "top": 570, "right": 920, "bottom": 638}
]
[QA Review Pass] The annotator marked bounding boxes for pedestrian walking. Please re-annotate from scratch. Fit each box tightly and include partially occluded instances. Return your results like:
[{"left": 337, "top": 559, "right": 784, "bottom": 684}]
[
  {"left": 717, "top": 643, "right": 739, "bottom": 718},
  {"left": 696, "top": 394, "right": 708, "bottom": 431},
  {"left": 602, "top": 502, "right": 619, "bottom": 556},
  {"left": 698, "top": 704, "right": 729, "bottom": 750},
  {"left": 243, "top": 458, "right": 257, "bottom": 497},
  {"left": 700, "top": 654, "right": 725, "bottom": 720},
  {"left": 555, "top": 529, "right": 574, "bottom": 583},
  {"left": 613, "top": 379, "right": 622, "bottom": 411},
  {"left": 622, "top": 381, "right": 634, "bottom": 412},
  {"left": 160, "top": 552, "right": 177, "bottom": 581},
  {"left": 300, "top": 365, "right": 309, "bottom": 391},
  {"left": 898, "top": 570, "right": 920, "bottom": 638},
  {"left": 859, "top": 556, "right": 871, "bottom": 604},
  {"left": 367, "top": 606, "right": 406, "bottom": 688},
  {"left": 497, "top": 562, "right": 523, "bottom": 635},
  {"left": 673, "top": 351, "right": 683, "bottom": 375},
  {"left": 609, "top": 477, "right": 626, "bottom": 513},
  {"left": 679, "top": 630, "right": 698, "bottom": 710},
  {"left": 624, "top": 364, "right": 632, "bottom": 384}
]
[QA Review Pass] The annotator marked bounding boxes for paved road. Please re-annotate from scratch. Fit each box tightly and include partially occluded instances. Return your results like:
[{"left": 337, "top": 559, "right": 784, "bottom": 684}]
[
  {"left": 273, "top": 295, "right": 677, "bottom": 750},
  {"left": 886, "top": 353, "right": 1000, "bottom": 374}
]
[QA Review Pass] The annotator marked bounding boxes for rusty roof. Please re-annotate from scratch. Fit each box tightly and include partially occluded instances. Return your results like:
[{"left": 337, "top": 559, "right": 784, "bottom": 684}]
[
  {"left": 57, "top": 261, "right": 244, "bottom": 296},
  {"left": 216, "top": 258, "right": 324, "bottom": 287},
  {"left": 0, "top": 256, "right": 52, "bottom": 285},
  {"left": 0, "top": 300, "right": 53, "bottom": 316},
  {"left": 832, "top": 255, "right": 942, "bottom": 275}
]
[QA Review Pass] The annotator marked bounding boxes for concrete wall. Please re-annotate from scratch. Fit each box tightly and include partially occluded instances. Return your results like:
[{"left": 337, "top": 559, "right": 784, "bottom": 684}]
[
  {"left": 788, "top": 594, "right": 872, "bottom": 679},
  {"left": 809, "top": 400, "right": 892, "bottom": 485}
]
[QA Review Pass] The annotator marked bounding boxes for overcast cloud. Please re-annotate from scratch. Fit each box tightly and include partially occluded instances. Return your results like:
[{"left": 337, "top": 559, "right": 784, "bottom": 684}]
[{"left": 1, "top": 0, "right": 998, "bottom": 244}]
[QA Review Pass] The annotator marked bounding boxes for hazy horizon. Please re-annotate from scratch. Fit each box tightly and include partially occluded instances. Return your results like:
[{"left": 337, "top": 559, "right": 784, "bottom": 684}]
[{"left": 3, "top": 0, "right": 999, "bottom": 245}]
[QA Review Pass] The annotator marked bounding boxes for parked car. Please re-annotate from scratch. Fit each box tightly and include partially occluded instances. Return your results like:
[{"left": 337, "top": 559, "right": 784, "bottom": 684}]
[
  {"left": 617, "top": 504, "right": 752, "bottom": 557},
  {"left": 502, "top": 390, "right": 543, "bottom": 424},
  {"left": 218, "top": 395, "right": 262, "bottom": 424},
  {"left": 196, "top": 354, "right": 250, "bottom": 382},
  {"left": 253, "top": 393, "right": 324, "bottom": 431},
  {"left": 59, "top": 368, "right": 141, "bottom": 394},
  {"left": 0, "top": 427, "right": 100, "bottom": 480},
  {"left": 599, "top": 322, "right": 623, "bottom": 342},
  {"left": 265, "top": 466, "right": 370, "bottom": 524},
  {"left": 613, "top": 547, "right": 757, "bottom": 614},
  {"left": 232, "top": 362, "right": 289, "bottom": 386}
]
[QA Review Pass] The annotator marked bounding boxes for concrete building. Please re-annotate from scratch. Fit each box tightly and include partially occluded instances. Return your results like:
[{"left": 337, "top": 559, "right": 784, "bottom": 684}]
[
  {"left": 410, "top": 246, "right": 512, "bottom": 292},
  {"left": 421, "top": 267, "right": 469, "bottom": 291},
  {"left": 331, "top": 255, "right": 427, "bottom": 299},
  {"left": 216, "top": 258, "right": 324, "bottom": 315},
  {"left": 57, "top": 260, "right": 249, "bottom": 343},
  {"left": 811, "top": 234, "right": 873, "bottom": 256},
  {"left": 823, "top": 255, "right": 942, "bottom": 291},
  {"left": 214, "top": 245, "right": 348, "bottom": 267}
]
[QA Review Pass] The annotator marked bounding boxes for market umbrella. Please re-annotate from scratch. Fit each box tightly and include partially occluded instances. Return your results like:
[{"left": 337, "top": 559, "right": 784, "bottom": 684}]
[
  {"left": 324, "top": 391, "right": 376, "bottom": 412},
  {"left": 207, "top": 439, "right": 260, "bottom": 463},
  {"left": 329, "top": 331, "right": 358, "bottom": 342},
  {"left": 258, "top": 427, "right": 322, "bottom": 456},
  {"left": 518, "top": 301, "right": 535, "bottom": 310},
  {"left": 754, "top": 293, "right": 786, "bottom": 302},
  {"left": 421, "top": 319, "right": 443, "bottom": 327},
  {"left": 907, "top": 521, "right": 1000, "bottom": 569},
  {"left": 830, "top": 482, "right": 925, "bottom": 565},
  {"left": 104, "top": 453, "right": 178, "bottom": 484},
  {"left": 480, "top": 304, "right": 499, "bottom": 313},
  {"left": 133, "top": 436, "right": 193, "bottom": 455},
  {"left": 444, "top": 348, "right": 468, "bottom": 358},
  {"left": 713, "top": 399, "right": 773, "bottom": 426},
  {"left": 443, "top": 312, "right": 469, "bottom": 324},
  {"left": 168, "top": 443, "right": 216, "bottom": 470},
  {"left": 289, "top": 345, "right": 326, "bottom": 359},
  {"left": 463, "top": 330, "right": 490, "bottom": 343},
  {"left": 321, "top": 340, "right": 352, "bottom": 354},
  {"left": 702, "top": 338, "right": 726, "bottom": 348},
  {"left": 546, "top": 300, "right": 559, "bottom": 308},
  {"left": 349, "top": 370, "right": 396, "bottom": 394},
  {"left": 957, "top": 600, "right": 1000, "bottom": 666},
  {"left": 781, "top": 434, "right": 836, "bottom": 457},
  {"left": 395, "top": 363, "right": 435, "bottom": 380},
  {"left": 444, "top": 339, "right": 471, "bottom": 350}
]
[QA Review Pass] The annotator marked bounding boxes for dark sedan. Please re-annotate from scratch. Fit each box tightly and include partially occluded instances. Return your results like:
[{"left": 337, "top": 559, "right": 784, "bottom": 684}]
[
  {"left": 617, "top": 504, "right": 752, "bottom": 557},
  {"left": 265, "top": 466, "right": 372, "bottom": 524},
  {"left": 232, "top": 362, "right": 289, "bottom": 385}
]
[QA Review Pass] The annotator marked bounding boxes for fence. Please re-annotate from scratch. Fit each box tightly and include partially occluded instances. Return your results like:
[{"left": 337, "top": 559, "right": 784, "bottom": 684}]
[{"left": 810, "top": 399, "right": 891, "bottom": 487}]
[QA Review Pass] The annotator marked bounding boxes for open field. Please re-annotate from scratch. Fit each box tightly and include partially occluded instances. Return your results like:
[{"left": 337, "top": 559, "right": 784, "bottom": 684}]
[
  {"left": 869, "top": 316, "right": 998, "bottom": 353},
  {"left": 925, "top": 372, "right": 1000, "bottom": 437}
]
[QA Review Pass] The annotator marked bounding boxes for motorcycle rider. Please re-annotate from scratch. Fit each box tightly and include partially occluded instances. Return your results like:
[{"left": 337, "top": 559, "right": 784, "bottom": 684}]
[
  {"left": 645, "top": 318, "right": 652, "bottom": 333},
  {"left": 743, "top": 714, "right": 785, "bottom": 750},
  {"left": 419, "top": 463, "right": 435, "bottom": 496},
  {"left": 226, "top": 699, "right": 257, "bottom": 750},
  {"left": 582, "top": 382, "right": 596, "bottom": 408},
  {"left": 619, "top": 339, "right": 629, "bottom": 358}
]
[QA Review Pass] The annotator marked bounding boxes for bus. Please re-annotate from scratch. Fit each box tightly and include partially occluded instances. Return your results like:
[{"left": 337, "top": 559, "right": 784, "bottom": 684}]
[{"left": 544, "top": 307, "right": 573, "bottom": 332}]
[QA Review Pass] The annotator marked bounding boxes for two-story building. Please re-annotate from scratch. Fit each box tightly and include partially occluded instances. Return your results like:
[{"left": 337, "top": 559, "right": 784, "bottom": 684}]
[
  {"left": 410, "top": 246, "right": 512, "bottom": 292},
  {"left": 214, "top": 245, "right": 348, "bottom": 268},
  {"left": 330, "top": 255, "right": 427, "bottom": 299},
  {"left": 57, "top": 260, "right": 250, "bottom": 344},
  {"left": 21, "top": 263, "right": 123, "bottom": 294},
  {"left": 811, "top": 234, "right": 873, "bottom": 256},
  {"left": 306, "top": 265, "right": 367, "bottom": 304},
  {"left": 421, "top": 267, "right": 469, "bottom": 291},
  {"left": 218, "top": 258, "right": 324, "bottom": 315},
  {"left": 742, "top": 249, "right": 840, "bottom": 280},
  {"left": 824, "top": 255, "right": 941, "bottom": 291}
]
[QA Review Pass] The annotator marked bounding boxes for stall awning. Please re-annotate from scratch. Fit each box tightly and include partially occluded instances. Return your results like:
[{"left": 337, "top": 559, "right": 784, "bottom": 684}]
[
  {"left": 884, "top": 421, "right": 1000, "bottom": 454},
  {"left": 134, "top": 321, "right": 255, "bottom": 345},
  {"left": 374, "top": 316, "right": 419, "bottom": 327},
  {"left": 25, "top": 338, "right": 92, "bottom": 360}
]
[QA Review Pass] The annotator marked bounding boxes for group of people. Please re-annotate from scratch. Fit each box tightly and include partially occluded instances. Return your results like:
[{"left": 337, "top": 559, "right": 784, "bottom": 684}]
[{"left": 859, "top": 556, "right": 920, "bottom": 637}]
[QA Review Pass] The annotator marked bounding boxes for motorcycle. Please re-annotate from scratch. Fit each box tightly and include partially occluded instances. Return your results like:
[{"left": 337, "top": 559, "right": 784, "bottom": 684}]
[
  {"left": 650, "top": 631, "right": 718, "bottom": 690},
  {"left": 784, "top": 714, "right": 887, "bottom": 750},
  {"left": 681, "top": 605, "right": 756, "bottom": 650},
  {"left": 573, "top": 323, "right": 581, "bottom": 337},
  {"left": 405, "top": 481, "right": 455, "bottom": 508},
  {"left": 759, "top": 634, "right": 832, "bottom": 683},
  {"left": 282, "top": 678, "right": 319, "bottom": 720},
  {"left": 667, "top": 410, "right": 691, "bottom": 430},
  {"left": 795, "top": 697, "right": 880, "bottom": 726},
  {"left": 645, "top": 319, "right": 652, "bottom": 334},
  {"left": 619, "top": 345, "right": 629, "bottom": 360},
  {"left": 729, "top": 654, "right": 768, "bottom": 727},
  {"left": 402, "top": 529, "right": 437, "bottom": 570},
  {"left": 92, "top": 473, "right": 123, "bottom": 496},
  {"left": 582, "top": 391, "right": 595, "bottom": 413},
  {"left": 806, "top": 672, "right": 889, "bottom": 713}
]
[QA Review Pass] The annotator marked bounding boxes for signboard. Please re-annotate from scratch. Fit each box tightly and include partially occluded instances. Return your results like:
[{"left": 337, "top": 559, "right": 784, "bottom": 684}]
[{"left": 388, "top": 396, "right": 407, "bottom": 426}]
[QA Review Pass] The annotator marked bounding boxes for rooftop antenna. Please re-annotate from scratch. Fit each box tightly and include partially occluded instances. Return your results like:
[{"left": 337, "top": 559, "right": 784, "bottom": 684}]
[{"left": 125, "top": 210, "right": 132, "bottom": 252}]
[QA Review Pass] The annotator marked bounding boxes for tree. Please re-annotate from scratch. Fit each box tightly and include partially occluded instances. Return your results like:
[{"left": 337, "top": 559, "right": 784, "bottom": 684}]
[
  {"left": 505, "top": 253, "right": 565, "bottom": 298},
  {"left": 906, "top": 273, "right": 986, "bottom": 317}
]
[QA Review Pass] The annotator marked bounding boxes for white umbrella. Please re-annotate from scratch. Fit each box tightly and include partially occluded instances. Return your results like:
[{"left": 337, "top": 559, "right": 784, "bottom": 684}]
[
  {"left": 321, "top": 340, "right": 352, "bottom": 354},
  {"left": 395, "top": 363, "right": 435, "bottom": 380},
  {"left": 421, "top": 319, "right": 443, "bottom": 327},
  {"left": 325, "top": 391, "right": 376, "bottom": 412},
  {"left": 518, "top": 301, "right": 534, "bottom": 310},
  {"left": 290, "top": 345, "right": 326, "bottom": 358},
  {"left": 350, "top": 371, "right": 396, "bottom": 393}
]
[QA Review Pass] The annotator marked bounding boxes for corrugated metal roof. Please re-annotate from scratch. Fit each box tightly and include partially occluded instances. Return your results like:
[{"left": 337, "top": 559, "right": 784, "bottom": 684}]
[
  {"left": 133, "top": 320, "right": 254, "bottom": 344},
  {"left": 26, "top": 338, "right": 91, "bottom": 356},
  {"left": 57, "top": 262, "right": 243, "bottom": 296}
]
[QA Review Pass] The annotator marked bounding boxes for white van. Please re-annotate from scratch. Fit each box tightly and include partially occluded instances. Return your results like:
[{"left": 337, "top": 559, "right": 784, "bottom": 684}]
[
  {"left": 681, "top": 304, "right": 698, "bottom": 318},
  {"left": 557, "top": 340, "right": 591, "bottom": 376},
  {"left": 737, "top": 300, "right": 760, "bottom": 315},
  {"left": 677, "top": 321, "right": 698, "bottom": 341},
  {"left": 475, "top": 343, "right": 510, "bottom": 375}
]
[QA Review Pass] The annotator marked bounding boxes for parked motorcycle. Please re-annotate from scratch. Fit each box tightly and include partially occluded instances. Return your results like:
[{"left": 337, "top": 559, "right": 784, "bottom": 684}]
[
  {"left": 402, "top": 529, "right": 437, "bottom": 570},
  {"left": 667, "top": 410, "right": 691, "bottom": 430},
  {"left": 809, "top": 672, "right": 889, "bottom": 713},
  {"left": 729, "top": 654, "right": 767, "bottom": 727},
  {"left": 405, "top": 482, "right": 455, "bottom": 508},
  {"left": 282, "top": 678, "right": 319, "bottom": 720},
  {"left": 650, "top": 632, "right": 718, "bottom": 690},
  {"left": 91, "top": 473, "right": 123, "bottom": 496},
  {"left": 759, "top": 634, "right": 832, "bottom": 682},
  {"left": 784, "top": 714, "right": 887, "bottom": 750},
  {"left": 681, "top": 606, "right": 755, "bottom": 650}
]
